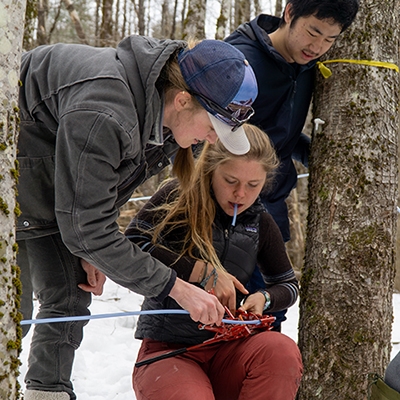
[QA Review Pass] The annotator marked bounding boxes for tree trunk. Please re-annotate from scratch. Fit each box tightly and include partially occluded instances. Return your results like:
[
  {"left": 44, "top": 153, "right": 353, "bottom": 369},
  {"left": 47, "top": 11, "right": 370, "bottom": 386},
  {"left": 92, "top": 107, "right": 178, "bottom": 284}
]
[
  {"left": 137, "top": 0, "right": 145, "bottom": 36},
  {"left": 396, "top": 215, "right": 400, "bottom": 290},
  {"left": 180, "top": 0, "right": 187, "bottom": 39},
  {"left": 298, "top": 1, "right": 399, "bottom": 399},
  {"left": 286, "top": 185, "right": 305, "bottom": 276},
  {"left": 215, "top": 0, "right": 230, "bottom": 40},
  {"left": 121, "top": 0, "right": 127, "bottom": 39},
  {"left": 36, "top": 0, "right": 49, "bottom": 45},
  {"left": 62, "top": 0, "right": 89, "bottom": 44},
  {"left": 234, "top": 0, "right": 250, "bottom": 28},
  {"left": 161, "top": 0, "right": 171, "bottom": 38},
  {"left": 100, "top": 0, "right": 114, "bottom": 47},
  {"left": 182, "top": 0, "right": 206, "bottom": 40},
  {"left": 114, "top": 0, "right": 120, "bottom": 42},
  {"left": 95, "top": 0, "right": 101, "bottom": 46},
  {"left": 253, "top": 0, "right": 261, "bottom": 16},
  {"left": 171, "top": 0, "right": 179, "bottom": 39},
  {"left": 0, "top": 0, "right": 26, "bottom": 397},
  {"left": 23, "top": 0, "right": 37, "bottom": 50},
  {"left": 274, "top": 0, "right": 283, "bottom": 17},
  {"left": 396, "top": 147, "right": 400, "bottom": 292}
]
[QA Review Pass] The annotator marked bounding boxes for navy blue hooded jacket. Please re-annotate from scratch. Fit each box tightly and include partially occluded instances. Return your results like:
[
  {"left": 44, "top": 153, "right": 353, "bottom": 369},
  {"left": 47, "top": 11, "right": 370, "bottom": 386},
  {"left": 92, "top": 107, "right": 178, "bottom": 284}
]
[{"left": 226, "top": 14, "right": 317, "bottom": 241}]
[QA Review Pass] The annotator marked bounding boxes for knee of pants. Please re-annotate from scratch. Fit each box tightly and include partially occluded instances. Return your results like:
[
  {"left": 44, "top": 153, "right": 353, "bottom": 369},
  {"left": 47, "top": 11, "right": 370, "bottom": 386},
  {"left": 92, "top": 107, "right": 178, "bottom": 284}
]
[
  {"left": 133, "top": 361, "right": 214, "bottom": 400},
  {"left": 18, "top": 241, "right": 34, "bottom": 338},
  {"left": 256, "top": 332, "right": 303, "bottom": 376}
]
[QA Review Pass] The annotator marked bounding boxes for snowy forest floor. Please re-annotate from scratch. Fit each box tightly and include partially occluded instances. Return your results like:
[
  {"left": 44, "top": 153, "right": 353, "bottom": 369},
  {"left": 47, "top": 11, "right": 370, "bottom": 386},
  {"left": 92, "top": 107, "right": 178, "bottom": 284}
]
[{"left": 19, "top": 280, "right": 400, "bottom": 399}]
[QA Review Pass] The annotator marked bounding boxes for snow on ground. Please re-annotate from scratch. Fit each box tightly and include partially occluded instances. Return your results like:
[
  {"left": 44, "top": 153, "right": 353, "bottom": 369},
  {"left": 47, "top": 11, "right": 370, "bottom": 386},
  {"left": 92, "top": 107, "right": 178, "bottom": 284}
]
[{"left": 19, "top": 280, "right": 400, "bottom": 399}]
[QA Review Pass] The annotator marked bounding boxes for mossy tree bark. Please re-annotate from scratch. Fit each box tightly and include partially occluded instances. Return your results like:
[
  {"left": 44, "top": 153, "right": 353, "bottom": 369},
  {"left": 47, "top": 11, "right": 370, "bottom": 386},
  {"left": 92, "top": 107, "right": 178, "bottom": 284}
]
[
  {"left": 274, "top": 0, "right": 283, "bottom": 17},
  {"left": 215, "top": 0, "right": 230, "bottom": 40},
  {"left": 0, "top": 0, "right": 26, "bottom": 397},
  {"left": 182, "top": 0, "right": 206, "bottom": 40},
  {"left": 298, "top": 1, "right": 399, "bottom": 399},
  {"left": 62, "top": 0, "right": 89, "bottom": 45},
  {"left": 234, "top": 0, "right": 250, "bottom": 27},
  {"left": 99, "top": 0, "right": 114, "bottom": 46}
]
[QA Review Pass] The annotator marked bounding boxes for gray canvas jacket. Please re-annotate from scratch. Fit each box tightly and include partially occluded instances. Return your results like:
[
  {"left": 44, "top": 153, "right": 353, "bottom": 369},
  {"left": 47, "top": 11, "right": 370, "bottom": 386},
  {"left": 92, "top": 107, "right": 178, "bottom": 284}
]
[{"left": 16, "top": 35, "right": 185, "bottom": 300}]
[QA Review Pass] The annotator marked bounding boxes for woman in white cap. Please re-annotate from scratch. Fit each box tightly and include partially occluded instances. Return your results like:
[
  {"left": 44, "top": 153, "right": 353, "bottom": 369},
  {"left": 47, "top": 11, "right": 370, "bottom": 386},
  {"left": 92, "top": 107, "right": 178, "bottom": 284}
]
[
  {"left": 17, "top": 37, "right": 258, "bottom": 400},
  {"left": 126, "top": 124, "right": 302, "bottom": 399}
]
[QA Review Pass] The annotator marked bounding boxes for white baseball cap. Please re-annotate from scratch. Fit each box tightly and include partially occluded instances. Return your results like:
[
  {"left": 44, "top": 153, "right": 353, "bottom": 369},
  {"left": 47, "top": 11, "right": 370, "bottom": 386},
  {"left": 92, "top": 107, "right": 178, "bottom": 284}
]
[{"left": 207, "top": 113, "right": 250, "bottom": 155}]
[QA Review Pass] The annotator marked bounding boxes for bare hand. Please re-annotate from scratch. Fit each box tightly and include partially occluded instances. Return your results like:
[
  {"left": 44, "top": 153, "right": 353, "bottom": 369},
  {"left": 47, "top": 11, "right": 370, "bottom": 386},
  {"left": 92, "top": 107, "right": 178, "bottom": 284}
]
[
  {"left": 238, "top": 291, "right": 265, "bottom": 315},
  {"left": 169, "top": 278, "right": 225, "bottom": 325},
  {"left": 79, "top": 259, "right": 107, "bottom": 296},
  {"left": 213, "top": 271, "right": 248, "bottom": 313}
]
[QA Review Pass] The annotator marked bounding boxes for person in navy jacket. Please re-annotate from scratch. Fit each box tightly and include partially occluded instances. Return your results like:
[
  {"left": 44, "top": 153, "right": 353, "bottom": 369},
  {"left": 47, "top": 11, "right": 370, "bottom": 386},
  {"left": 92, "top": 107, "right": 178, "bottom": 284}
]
[{"left": 225, "top": 0, "right": 359, "bottom": 328}]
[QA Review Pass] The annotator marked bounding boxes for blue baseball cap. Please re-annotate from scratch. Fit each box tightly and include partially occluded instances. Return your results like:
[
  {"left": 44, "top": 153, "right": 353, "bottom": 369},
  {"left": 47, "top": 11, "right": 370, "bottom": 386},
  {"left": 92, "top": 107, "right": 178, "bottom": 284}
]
[{"left": 178, "top": 40, "right": 258, "bottom": 155}]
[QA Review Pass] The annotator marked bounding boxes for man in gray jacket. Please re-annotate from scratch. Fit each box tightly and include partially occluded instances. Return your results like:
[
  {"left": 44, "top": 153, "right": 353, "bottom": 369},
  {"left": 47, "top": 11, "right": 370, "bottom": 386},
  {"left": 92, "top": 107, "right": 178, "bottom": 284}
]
[{"left": 18, "top": 36, "right": 258, "bottom": 399}]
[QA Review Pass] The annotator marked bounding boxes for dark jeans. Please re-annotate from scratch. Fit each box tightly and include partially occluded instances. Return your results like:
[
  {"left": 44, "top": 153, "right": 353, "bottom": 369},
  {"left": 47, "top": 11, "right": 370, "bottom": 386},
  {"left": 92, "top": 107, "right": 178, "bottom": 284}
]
[{"left": 18, "top": 233, "right": 91, "bottom": 399}]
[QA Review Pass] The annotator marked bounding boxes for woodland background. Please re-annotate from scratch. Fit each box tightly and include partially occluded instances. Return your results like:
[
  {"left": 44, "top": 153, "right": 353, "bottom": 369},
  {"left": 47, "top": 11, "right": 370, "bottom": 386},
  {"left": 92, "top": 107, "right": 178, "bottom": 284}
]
[
  {"left": 21, "top": 0, "right": 400, "bottom": 290},
  {"left": 0, "top": 0, "right": 399, "bottom": 398}
]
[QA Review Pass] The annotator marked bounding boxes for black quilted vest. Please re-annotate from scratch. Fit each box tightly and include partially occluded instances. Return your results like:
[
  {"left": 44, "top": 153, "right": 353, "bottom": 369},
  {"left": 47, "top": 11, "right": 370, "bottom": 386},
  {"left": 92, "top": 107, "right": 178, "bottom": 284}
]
[{"left": 135, "top": 199, "right": 264, "bottom": 346}]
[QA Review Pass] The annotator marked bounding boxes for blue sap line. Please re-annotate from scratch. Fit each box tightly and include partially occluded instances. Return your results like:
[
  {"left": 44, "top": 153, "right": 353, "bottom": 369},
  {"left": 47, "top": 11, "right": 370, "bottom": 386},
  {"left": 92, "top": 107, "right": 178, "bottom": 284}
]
[{"left": 21, "top": 310, "right": 261, "bottom": 326}]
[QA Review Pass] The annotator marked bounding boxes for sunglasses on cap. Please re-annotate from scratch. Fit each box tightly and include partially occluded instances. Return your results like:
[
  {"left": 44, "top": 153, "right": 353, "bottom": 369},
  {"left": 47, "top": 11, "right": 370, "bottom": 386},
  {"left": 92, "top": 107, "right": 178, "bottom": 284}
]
[{"left": 190, "top": 91, "right": 255, "bottom": 132}]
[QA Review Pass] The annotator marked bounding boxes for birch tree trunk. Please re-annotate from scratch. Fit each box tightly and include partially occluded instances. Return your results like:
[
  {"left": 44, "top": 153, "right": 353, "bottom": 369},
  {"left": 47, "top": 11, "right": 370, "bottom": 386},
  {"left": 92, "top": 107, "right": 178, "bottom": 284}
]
[
  {"left": 234, "top": 0, "right": 250, "bottom": 27},
  {"left": 274, "top": 0, "right": 283, "bottom": 17},
  {"left": 121, "top": 0, "right": 127, "bottom": 39},
  {"left": 298, "top": 1, "right": 399, "bottom": 399},
  {"left": 161, "top": 0, "right": 171, "bottom": 38},
  {"left": 253, "top": 0, "right": 261, "bottom": 16},
  {"left": 0, "top": 0, "right": 26, "bottom": 397},
  {"left": 215, "top": 0, "right": 230, "bottom": 40},
  {"left": 182, "top": 0, "right": 206, "bottom": 40}
]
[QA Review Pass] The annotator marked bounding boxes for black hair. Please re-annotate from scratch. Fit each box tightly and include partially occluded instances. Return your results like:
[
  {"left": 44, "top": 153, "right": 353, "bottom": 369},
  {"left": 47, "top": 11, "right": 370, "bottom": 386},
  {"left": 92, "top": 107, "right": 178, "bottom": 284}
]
[{"left": 281, "top": 0, "right": 359, "bottom": 32}]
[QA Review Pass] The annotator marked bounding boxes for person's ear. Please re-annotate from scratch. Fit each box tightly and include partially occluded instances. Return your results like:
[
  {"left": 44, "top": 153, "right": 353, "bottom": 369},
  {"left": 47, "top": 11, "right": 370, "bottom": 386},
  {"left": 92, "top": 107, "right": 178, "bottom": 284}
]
[
  {"left": 283, "top": 3, "right": 293, "bottom": 25},
  {"left": 174, "top": 91, "right": 192, "bottom": 112}
]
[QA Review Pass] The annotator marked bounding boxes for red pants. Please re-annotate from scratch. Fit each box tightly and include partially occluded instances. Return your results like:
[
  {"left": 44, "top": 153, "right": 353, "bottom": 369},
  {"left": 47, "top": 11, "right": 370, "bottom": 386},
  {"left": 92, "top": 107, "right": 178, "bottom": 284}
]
[{"left": 133, "top": 332, "right": 303, "bottom": 400}]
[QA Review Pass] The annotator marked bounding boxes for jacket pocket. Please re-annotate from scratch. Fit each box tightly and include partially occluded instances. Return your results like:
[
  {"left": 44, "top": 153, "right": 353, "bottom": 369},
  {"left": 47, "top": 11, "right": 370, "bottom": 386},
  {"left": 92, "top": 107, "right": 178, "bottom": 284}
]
[{"left": 17, "top": 156, "right": 57, "bottom": 232}]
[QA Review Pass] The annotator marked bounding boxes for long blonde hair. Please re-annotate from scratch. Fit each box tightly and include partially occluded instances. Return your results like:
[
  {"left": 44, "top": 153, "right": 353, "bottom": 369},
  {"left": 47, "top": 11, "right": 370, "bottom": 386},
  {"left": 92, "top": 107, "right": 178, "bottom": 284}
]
[
  {"left": 149, "top": 123, "right": 279, "bottom": 271},
  {"left": 159, "top": 38, "right": 203, "bottom": 187}
]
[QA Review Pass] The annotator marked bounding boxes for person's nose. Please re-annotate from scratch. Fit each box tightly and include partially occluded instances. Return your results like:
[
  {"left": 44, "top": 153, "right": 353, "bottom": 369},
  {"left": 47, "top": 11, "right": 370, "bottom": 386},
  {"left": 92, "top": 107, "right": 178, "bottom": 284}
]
[
  {"left": 205, "top": 131, "right": 218, "bottom": 144},
  {"left": 309, "top": 37, "right": 324, "bottom": 55},
  {"left": 234, "top": 184, "right": 246, "bottom": 199}
]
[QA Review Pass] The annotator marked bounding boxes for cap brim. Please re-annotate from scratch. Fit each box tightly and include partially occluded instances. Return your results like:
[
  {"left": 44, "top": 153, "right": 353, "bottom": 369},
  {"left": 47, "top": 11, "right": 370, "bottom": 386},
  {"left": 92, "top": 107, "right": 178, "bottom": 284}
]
[{"left": 208, "top": 113, "right": 250, "bottom": 155}]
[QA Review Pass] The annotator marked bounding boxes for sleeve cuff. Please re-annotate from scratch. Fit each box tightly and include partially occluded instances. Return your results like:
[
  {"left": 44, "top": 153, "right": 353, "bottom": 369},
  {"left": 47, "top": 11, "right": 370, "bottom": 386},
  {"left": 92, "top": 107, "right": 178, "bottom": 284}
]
[{"left": 154, "top": 269, "right": 177, "bottom": 302}]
